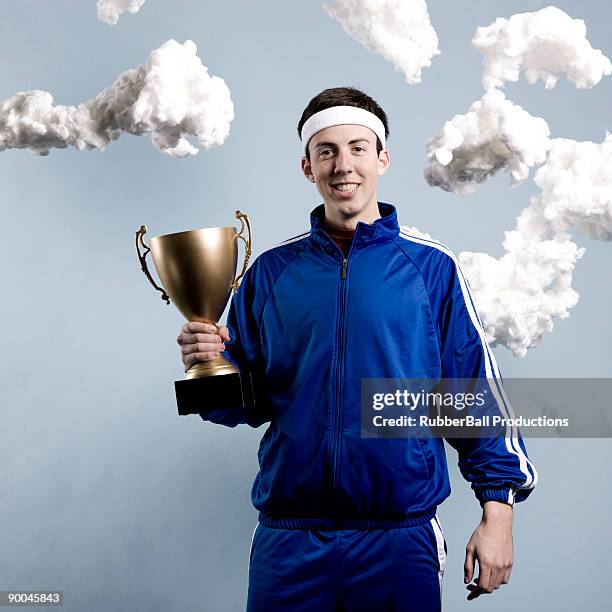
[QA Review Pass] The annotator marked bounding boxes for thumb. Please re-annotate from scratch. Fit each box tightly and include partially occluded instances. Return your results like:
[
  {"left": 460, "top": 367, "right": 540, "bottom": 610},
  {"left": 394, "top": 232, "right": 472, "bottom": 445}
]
[
  {"left": 464, "top": 546, "right": 475, "bottom": 584},
  {"left": 218, "top": 325, "right": 231, "bottom": 342}
]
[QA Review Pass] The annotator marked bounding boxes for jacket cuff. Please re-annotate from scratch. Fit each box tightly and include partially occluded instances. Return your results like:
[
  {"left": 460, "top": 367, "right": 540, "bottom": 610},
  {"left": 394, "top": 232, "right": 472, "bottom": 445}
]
[{"left": 475, "top": 488, "right": 515, "bottom": 507}]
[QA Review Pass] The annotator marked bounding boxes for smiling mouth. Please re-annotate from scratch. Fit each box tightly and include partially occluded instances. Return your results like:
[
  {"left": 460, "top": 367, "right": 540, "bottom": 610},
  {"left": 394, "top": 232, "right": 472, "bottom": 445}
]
[{"left": 332, "top": 182, "right": 360, "bottom": 193}]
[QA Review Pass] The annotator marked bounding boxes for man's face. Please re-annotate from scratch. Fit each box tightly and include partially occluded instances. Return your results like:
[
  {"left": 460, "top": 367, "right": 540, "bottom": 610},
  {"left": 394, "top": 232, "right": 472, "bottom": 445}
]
[{"left": 301, "top": 124, "right": 390, "bottom": 222}]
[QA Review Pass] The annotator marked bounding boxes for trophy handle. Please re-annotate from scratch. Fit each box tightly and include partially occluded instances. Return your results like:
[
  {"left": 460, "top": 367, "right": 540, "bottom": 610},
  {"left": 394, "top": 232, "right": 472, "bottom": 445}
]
[
  {"left": 231, "top": 210, "right": 252, "bottom": 293},
  {"left": 135, "top": 225, "right": 171, "bottom": 305}
]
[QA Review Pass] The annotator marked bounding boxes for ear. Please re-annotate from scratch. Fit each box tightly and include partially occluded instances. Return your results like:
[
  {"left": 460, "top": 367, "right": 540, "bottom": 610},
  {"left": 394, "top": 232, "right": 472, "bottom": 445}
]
[
  {"left": 377, "top": 148, "right": 391, "bottom": 176},
  {"left": 301, "top": 156, "right": 316, "bottom": 183}
]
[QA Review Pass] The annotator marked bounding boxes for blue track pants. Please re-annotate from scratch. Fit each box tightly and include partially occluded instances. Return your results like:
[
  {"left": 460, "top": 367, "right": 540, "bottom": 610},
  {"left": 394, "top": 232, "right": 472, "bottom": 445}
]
[{"left": 246, "top": 516, "right": 447, "bottom": 611}]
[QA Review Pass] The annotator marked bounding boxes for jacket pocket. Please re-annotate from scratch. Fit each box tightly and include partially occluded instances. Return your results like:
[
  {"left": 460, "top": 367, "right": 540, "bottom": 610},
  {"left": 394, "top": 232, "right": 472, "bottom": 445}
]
[{"left": 415, "top": 437, "right": 435, "bottom": 480}]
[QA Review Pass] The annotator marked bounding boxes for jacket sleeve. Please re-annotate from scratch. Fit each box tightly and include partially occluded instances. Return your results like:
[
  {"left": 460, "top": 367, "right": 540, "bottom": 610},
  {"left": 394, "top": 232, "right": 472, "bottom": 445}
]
[
  {"left": 199, "top": 258, "right": 272, "bottom": 429},
  {"left": 436, "top": 253, "right": 538, "bottom": 506}
]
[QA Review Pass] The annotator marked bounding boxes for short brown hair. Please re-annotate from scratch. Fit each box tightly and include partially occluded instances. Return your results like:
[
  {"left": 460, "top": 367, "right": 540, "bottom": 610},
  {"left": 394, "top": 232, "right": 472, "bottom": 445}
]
[{"left": 297, "top": 86, "right": 390, "bottom": 160}]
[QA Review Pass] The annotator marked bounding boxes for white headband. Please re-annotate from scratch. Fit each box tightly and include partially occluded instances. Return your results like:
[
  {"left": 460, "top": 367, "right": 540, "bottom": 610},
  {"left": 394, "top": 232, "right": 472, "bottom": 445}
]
[{"left": 300, "top": 105, "right": 386, "bottom": 153}]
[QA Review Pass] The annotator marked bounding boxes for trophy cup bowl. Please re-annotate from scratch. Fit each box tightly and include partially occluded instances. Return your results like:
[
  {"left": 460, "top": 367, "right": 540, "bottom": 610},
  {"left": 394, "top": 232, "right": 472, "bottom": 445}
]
[{"left": 136, "top": 211, "right": 253, "bottom": 415}]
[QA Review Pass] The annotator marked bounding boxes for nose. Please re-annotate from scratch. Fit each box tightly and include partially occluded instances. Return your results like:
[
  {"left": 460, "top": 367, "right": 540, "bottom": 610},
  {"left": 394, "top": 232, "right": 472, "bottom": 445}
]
[{"left": 333, "top": 148, "right": 353, "bottom": 175}]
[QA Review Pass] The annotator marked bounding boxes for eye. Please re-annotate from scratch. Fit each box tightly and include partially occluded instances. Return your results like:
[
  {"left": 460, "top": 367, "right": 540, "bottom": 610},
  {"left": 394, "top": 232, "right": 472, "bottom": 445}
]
[
  {"left": 353, "top": 146, "right": 366, "bottom": 152},
  {"left": 319, "top": 149, "right": 333, "bottom": 157}
]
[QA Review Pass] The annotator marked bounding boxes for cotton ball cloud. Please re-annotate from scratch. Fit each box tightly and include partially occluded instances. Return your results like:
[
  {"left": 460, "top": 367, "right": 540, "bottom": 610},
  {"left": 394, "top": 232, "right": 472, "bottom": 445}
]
[
  {"left": 0, "top": 39, "right": 234, "bottom": 158},
  {"left": 532, "top": 134, "right": 612, "bottom": 241},
  {"left": 0, "top": 91, "right": 105, "bottom": 155},
  {"left": 423, "top": 5, "right": 611, "bottom": 356},
  {"left": 324, "top": 0, "right": 440, "bottom": 84},
  {"left": 458, "top": 133, "right": 612, "bottom": 356},
  {"left": 425, "top": 88, "right": 550, "bottom": 195},
  {"left": 97, "top": 0, "right": 147, "bottom": 25},
  {"left": 460, "top": 229, "right": 584, "bottom": 358},
  {"left": 472, "top": 5, "right": 612, "bottom": 90}
]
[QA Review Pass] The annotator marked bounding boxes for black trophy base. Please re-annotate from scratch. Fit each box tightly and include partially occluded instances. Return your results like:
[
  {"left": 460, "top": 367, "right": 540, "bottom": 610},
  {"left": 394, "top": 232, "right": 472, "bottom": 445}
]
[{"left": 174, "top": 371, "right": 254, "bottom": 416}]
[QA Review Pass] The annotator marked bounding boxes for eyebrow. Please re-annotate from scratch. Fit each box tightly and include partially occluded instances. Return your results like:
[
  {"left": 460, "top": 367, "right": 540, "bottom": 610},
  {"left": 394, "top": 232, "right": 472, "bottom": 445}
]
[{"left": 314, "top": 138, "right": 371, "bottom": 149}]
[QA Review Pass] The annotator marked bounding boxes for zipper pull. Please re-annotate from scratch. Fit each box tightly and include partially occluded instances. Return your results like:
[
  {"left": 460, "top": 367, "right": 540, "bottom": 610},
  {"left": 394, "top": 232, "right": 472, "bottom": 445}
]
[{"left": 341, "top": 257, "right": 348, "bottom": 279}]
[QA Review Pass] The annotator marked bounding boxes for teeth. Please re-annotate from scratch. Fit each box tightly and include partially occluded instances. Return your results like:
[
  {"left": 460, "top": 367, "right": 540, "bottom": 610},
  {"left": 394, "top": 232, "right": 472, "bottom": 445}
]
[{"left": 334, "top": 183, "right": 359, "bottom": 192}]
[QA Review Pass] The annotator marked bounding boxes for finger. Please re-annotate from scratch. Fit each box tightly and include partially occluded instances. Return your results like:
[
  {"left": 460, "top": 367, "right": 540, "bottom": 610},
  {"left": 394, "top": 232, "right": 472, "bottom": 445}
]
[
  {"left": 490, "top": 568, "right": 503, "bottom": 591},
  {"left": 181, "top": 332, "right": 224, "bottom": 347},
  {"left": 192, "top": 332, "right": 224, "bottom": 345},
  {"left": 183, "top": 321, "right": 202, "bottom": 335},
  {"left": 466, "top": 582, "right": 493, "bottom": 600},
  {"left": 464, "top": 547, "right": 475, "bottom": 584},
  {"left": 184, "top": 321, "right": 218, "bottom": 334},
  {"left": 177, "top": 327, "right": 189, "bottom": 345},
  {"left": 493, "top": 558, "right": 513, "bottom": 590},
  {"left": 497, "top": 562, "right": 512, "bottom": 588},
  {"left": 218, "top": 326, "right": 231, "bottom": 342},
  {"left": 184, "top": 351, "right": 220, "bottom": 369},
  {"left": 476, "top": 566, "right": 493, "bottom": 594},
  {"left": 179, "top": 324, "right": 221, "bottom": 346},
  {"left": 182, "top": 342, "right": 225, "bottom": 356}
]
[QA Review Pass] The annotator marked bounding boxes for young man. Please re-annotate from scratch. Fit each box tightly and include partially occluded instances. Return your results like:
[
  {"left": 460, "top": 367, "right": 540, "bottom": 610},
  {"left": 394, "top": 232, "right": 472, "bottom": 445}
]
[{"left": 177, "top": 87, "right": 538, "bottom": 611}]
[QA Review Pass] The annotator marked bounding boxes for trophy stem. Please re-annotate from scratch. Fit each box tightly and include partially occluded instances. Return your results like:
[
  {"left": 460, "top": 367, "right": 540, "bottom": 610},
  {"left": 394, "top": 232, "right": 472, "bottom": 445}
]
[{"left": 186, "top": 355, "right": 240, "bottom": 380}]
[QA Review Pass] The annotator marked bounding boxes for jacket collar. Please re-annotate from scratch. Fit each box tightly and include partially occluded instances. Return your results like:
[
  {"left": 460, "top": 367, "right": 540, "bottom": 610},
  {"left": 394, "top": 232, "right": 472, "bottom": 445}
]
[{"left": 309, "top": 202, "right": 399, "bottom": 251}]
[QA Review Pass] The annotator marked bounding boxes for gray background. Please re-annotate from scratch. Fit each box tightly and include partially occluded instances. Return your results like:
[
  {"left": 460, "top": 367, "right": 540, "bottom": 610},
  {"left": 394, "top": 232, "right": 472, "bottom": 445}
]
[{"left": 0, "top": 1, "right": 610, "bottom": 610}]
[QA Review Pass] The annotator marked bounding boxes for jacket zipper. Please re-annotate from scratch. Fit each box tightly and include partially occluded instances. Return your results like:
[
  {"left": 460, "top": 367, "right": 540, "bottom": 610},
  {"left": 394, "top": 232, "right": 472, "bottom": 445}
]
[{"left": 331, "top": 255, "right": 349, "bottom": 498}]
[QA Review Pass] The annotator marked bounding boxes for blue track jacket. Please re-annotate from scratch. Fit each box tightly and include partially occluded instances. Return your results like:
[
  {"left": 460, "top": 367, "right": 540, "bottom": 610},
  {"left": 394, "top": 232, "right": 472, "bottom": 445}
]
[{"left": 201, "top": 203, "right": 538, "bottom": 529}]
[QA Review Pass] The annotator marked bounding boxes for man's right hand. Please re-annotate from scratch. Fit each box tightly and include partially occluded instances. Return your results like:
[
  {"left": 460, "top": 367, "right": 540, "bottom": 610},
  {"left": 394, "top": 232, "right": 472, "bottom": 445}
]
[{"left": 176, "top": 322, "right": 230, "bottom": 372}]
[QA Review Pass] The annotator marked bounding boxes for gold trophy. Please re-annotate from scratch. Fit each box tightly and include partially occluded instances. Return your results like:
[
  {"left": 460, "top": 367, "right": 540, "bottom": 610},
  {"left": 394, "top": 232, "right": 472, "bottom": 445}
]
[{"left": 136, "top": 211, "right": 253, "bottom": 415}]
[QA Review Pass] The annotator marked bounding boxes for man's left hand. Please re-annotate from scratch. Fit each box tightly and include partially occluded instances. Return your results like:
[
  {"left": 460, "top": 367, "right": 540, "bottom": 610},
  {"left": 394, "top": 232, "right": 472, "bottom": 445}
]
[{"left": 463, "top": 500, "right": 514, "bottom": 601}]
